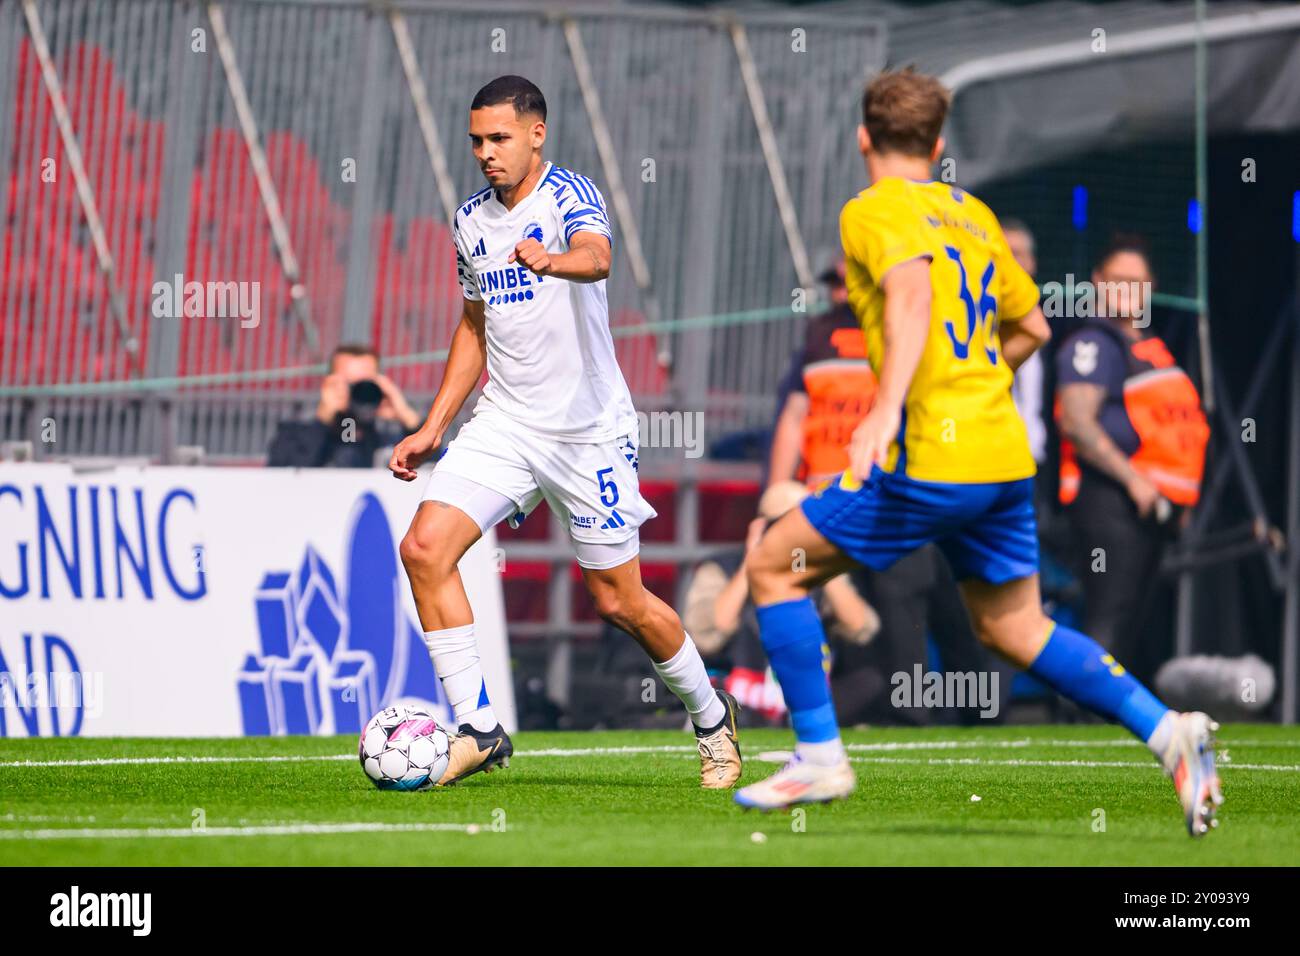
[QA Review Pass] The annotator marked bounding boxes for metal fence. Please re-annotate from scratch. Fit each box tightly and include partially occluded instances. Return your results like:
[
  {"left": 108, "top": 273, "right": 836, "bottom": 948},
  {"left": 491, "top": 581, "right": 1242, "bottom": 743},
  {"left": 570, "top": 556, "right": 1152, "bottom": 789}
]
[{"left": 0, "top": 0, "right": 887, "bottom": 462}]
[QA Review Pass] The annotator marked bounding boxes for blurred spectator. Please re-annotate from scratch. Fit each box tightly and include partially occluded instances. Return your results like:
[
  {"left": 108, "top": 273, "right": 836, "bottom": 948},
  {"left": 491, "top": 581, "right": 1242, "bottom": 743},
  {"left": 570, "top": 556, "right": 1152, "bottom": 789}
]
[
  {"left": 681, "top": 481, "right": 880, "bottom": 725},
  {"left": 1054, "top": 235, "right": 1209, "bottom": 678},
  {"left": 768, "top": 258, "right": 876, "bottom": 487},
  {"left": 1001, "top": 218, "right": 1076, "bottom": 602},
  {"left": 1002, "top": 219, "right": 1048, "bottom": 466},
  {"left": 267, "top": 344, "right": 422, "bottom": 468}
]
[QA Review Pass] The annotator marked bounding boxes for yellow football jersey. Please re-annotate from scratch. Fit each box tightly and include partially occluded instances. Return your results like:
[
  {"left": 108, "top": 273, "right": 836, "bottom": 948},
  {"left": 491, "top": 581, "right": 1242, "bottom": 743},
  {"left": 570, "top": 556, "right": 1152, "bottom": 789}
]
[{"left": 840, "top": 177, "right": 1041, "bottom": 483}]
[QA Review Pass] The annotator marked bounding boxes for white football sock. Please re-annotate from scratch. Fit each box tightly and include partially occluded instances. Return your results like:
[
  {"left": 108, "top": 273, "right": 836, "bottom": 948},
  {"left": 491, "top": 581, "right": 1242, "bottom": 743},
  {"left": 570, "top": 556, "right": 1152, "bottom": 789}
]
[
  {"left": 424, "top": 623, "right": 498, "bottom": 733},
  {"left": 1146, "top": 710, "right": 1177, "bottom": 766},
  {"left": 654, "top": 633, "right": 726, "bottom": 731},
  {"left": 796, "top": 738, "right": 847, "bottom": 767}
]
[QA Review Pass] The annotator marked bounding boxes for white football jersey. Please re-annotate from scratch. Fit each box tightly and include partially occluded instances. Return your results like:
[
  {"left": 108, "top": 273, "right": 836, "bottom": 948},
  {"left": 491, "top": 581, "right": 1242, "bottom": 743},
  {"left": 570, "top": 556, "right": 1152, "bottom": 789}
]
[{"left": 452, "top": 161, "right": 639, "bottom": 443}]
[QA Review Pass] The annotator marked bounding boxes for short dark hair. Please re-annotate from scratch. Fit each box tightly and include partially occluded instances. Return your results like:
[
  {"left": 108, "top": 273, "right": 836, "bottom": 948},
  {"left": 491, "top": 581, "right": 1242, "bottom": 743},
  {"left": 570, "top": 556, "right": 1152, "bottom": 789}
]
[
  {"left": 471, "top": 75, "right": 547, "bottom": 122},
  {"left": 861, "top": 67, "right": 950, "bottom": 158},
  {"left": 1095, "top": 232, "right": 1154, "bottom": 276}
]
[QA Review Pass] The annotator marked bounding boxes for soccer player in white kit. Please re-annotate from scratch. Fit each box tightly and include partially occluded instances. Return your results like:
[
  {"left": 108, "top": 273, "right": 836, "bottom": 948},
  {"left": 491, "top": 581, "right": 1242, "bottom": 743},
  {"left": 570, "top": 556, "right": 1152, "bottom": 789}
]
[{"left": 389, "top": 76, "right": 741, "bottom": 788}]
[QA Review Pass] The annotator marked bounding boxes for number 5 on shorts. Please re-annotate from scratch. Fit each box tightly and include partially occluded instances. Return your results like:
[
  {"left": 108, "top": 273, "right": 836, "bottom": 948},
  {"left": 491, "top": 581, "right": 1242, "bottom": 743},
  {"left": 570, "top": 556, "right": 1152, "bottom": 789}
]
[{"left": 596, "top": 467, "right": 619, "bottom": 507}]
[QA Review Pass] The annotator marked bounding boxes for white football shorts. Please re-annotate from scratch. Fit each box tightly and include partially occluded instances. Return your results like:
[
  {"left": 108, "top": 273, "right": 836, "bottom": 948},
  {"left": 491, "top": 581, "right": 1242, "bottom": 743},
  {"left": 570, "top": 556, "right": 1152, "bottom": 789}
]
[{"left": 421, "top": 409, "right": 656, "bottom": 570}]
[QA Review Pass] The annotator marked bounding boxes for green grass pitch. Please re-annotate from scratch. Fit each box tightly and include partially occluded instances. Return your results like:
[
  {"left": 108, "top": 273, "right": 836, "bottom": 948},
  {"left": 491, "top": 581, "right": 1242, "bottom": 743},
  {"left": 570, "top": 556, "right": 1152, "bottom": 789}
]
[{"left": 2, "top": 724, "right": 1297, "bottom": 866}]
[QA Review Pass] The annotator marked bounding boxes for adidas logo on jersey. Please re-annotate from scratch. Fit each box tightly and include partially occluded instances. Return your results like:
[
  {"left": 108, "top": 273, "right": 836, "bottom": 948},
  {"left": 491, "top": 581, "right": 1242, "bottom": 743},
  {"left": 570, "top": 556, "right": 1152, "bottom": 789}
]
[
  {"left": 600, "top": 510, "right": 627, "bottom": 530},
  {"left": 471, "top": 237, "right": 487, "bottom": 259}
]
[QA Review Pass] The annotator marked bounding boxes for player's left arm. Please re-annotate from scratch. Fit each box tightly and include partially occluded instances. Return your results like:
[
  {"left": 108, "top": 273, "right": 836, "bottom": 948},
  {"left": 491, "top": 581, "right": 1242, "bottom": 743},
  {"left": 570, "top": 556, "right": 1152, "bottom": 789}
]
[
  {"left": 998, "top": 304, "right": 1050, "bottom": 372},
  {"left": 991, "top": 220, "right": 1048, "bottom": 372},
  {"left": 512, "top": 179, "right": 614, "bottom": 282},
  {"left": 510, "top": 231, "right": 610, "bottom": 283}
]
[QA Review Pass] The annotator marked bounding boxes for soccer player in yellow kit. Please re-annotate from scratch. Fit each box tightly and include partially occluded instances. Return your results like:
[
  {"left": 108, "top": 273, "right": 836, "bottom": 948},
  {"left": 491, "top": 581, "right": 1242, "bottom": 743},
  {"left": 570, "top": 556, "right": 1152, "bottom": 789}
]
[{"left": 736, "top": 69, "right": 1223, "bottom": 837}]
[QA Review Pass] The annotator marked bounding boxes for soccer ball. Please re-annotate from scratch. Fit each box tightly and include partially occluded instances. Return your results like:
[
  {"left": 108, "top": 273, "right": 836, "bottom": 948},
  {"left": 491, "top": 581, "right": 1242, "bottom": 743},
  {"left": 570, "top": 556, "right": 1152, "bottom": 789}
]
[{"left": 359, "top": 705, "right": 451, "bottom": 790}]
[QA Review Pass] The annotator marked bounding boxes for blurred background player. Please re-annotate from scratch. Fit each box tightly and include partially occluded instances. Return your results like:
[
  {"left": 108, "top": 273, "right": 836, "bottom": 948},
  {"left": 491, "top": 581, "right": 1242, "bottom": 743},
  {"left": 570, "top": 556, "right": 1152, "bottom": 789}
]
[
  {"left": 1055, "top": 236, "right": 1210, "bottom": 681},
  {"left": 387, "top": 75, "right": 741, "bottom": 788},
  {"left": 737, "top": 69, "right": 1223, "bottom": 837},
  {"left": 1002, "top": 219, "right": 1048, "bottom": 469}
]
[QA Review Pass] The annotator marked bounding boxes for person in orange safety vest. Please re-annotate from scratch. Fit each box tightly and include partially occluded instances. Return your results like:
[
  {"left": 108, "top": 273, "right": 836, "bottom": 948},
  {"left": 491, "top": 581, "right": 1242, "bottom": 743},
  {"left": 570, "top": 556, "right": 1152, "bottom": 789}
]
[
  {"left": 769, "top": 259, "right": 878, "bottom": 488},
  {"left": 1054, "top": 236, "right": 1209, "bottom": 678}
]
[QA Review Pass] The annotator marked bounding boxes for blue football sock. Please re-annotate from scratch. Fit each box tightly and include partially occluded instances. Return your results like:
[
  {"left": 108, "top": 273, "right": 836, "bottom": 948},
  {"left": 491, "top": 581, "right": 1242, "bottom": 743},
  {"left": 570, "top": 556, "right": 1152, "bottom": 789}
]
[
  {"left": 756, "top": 597, "right": 839, "bottom": 744},
  {"left": 1029, "top": 623, "right": 1170, "bottom": 742}
]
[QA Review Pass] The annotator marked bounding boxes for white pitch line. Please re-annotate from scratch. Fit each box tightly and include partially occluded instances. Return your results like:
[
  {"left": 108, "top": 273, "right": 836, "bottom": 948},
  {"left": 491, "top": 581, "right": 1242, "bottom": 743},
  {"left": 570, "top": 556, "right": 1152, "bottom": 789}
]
[
  {"left": 510, "top": 745, "right": 695, "bottom": 757},
  {"left": 0, "top": 753, "right": 356, "bottom": 769},
  {"left": 2, "top": 739, "right": 1297, "bottom": 770},
  {"left": 843, "top": 738, "right": 1300, "bottom": 752},
  {"left": 0, "top": 822, "right": 488, "bottom": 841},
  {"left": 754, "top": 753, "right": 1300, "bottom": 772},
  {"left": 0, "top": 747, "right": 696, "bottom": 768},
  {"left": 844, "top": 739, "right": 1047, "bottom": 752}
]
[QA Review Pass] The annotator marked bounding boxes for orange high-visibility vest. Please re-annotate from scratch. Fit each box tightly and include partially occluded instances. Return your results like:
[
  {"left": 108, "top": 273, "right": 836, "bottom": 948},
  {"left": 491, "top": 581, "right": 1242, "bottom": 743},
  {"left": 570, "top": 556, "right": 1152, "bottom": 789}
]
[
  {"left": 1057, "top": 323, "right": 1209, "bottom": 506},
  {"left": 801, "top": 326, "right": 877, "bottom": 481}
]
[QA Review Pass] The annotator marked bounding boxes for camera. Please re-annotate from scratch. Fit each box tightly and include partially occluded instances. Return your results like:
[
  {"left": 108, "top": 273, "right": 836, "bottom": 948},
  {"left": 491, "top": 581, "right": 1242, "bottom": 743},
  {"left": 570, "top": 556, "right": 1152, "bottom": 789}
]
[{"left": 347, "top": 379, "right": 384, "bottom": 424}]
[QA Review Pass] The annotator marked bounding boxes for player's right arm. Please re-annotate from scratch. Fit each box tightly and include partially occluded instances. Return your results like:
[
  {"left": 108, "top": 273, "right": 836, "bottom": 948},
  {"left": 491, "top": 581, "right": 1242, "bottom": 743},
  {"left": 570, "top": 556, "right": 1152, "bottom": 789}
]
[
  {"left": 389, "top": 298, "right": 487, "bottom": 481},
  {"left": 838, "top": 192, "right": 933, "bottom": 479},
  {"left": 837, "top": 193, "right": 930, "bottom": 478},
  {"left": 390, "top": 217, "right": 490, "bottom": 481},
  {"left": 848, "top": 258, "right": 931, "bottom": 478}
]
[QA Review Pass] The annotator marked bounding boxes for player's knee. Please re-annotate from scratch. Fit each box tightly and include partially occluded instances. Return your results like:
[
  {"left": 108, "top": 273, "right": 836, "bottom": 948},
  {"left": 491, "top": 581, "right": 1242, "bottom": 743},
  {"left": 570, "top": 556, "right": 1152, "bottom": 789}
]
[
  {"left": 397, "top": 530, "right": 428, "bottom": 572},
  {"left": 592, "top": 586, "right": 646, "bottom": 632},
  {"left": 963, "top": 603, "right": 1007, "bottom": 649},
  {"left": 970, "top": 619, "right": 1003, "bottom": 650},
  {"left": 399, "top": 526, "right": 454, "bottom": 582},
  {"left": 970, "top": 607, "right": 1051, "bottom": 660},
  {"left": 744, "top": 546, "right": 788, "bottom": 605}
]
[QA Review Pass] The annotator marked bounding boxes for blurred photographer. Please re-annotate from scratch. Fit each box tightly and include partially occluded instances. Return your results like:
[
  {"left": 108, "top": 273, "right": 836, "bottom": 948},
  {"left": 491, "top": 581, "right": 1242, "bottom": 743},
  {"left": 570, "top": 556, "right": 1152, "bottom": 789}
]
[{"left": 267, "top": 344, "right": 423, "bottom": 468}]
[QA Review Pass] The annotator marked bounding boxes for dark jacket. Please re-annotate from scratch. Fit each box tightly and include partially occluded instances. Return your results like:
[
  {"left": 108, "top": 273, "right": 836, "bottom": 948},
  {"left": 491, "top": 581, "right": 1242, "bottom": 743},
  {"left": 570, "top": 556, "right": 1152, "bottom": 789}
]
[{"left": 266, "top": 417, "right": 412, "bottom": 468}]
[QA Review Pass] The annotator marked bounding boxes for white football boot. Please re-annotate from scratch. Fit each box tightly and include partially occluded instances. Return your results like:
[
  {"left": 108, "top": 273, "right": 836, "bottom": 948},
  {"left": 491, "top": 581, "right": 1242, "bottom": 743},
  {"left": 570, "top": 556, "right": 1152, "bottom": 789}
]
[
  {"left": 1158, "top": 711, "right": 1224, "bottom": 837},
  {"left": 734, "top": 753, "right": 855, "bottom": 811}
]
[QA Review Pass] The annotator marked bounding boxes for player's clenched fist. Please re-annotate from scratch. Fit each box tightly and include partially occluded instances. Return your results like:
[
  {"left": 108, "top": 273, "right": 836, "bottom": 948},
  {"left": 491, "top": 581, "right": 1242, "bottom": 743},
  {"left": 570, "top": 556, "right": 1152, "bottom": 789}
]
[
  {"left": 509, "top": 237, "right": 552, "bottom": 276},
  {"left": 388, "top": 428, "right": 441, "bottom": 481}
]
